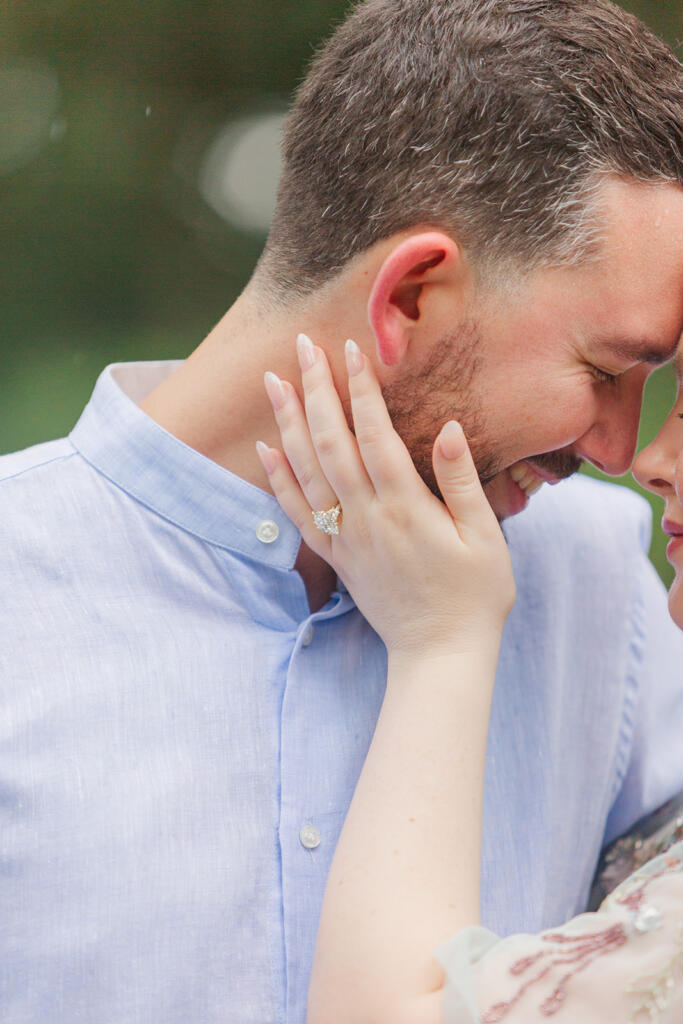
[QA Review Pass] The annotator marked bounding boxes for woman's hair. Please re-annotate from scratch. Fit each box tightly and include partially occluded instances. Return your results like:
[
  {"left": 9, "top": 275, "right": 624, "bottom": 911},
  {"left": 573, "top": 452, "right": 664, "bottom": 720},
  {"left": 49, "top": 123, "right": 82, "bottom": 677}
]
[{"left": 257, "top": 0, "right": 682, "bottom": 299}]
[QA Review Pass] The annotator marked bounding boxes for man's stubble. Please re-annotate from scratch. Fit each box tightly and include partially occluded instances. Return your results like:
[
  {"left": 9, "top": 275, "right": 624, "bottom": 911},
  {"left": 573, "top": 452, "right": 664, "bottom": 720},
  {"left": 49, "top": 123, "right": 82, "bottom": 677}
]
[
  {"left": 380, "top": 319, "right": 499, "bottom": 499},
  {"left": 373, "top": 318, "right": 581, "bottom": 501}
]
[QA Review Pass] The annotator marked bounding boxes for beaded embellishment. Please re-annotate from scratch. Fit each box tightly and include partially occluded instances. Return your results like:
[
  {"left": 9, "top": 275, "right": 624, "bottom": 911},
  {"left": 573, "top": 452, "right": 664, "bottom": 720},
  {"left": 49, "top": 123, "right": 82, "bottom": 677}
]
[
  {"left": 480, "top": 852, "right": 683, "bottom": 1021},
  {"left": 625, "top": 924, "right": 683, "bottom": 1022},
  {"left": 589, "top": 792, "right": 683, "bottom": 911}
]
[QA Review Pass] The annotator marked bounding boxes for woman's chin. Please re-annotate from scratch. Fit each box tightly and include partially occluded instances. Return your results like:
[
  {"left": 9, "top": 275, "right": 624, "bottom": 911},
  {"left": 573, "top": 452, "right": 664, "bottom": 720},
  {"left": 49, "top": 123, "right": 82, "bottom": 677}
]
[{"left": 668, "top": 574, "right": 683, "bottom": 630}]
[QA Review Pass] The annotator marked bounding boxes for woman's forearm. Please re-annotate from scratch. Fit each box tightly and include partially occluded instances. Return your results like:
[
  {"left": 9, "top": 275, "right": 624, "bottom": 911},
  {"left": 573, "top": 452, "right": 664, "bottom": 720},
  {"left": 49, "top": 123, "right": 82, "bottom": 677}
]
[{"left": 307, "top": 640, "right": 502, "bottom": 1024}]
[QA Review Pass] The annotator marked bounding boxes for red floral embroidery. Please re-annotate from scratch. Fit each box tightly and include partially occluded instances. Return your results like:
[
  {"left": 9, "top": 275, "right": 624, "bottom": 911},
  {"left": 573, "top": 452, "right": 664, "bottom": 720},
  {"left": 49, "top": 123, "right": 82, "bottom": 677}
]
[
  {"left": 481, "top": 926, "right": 627, "bottom": 1021},
  {"left": 480, "top": 858, "right": 682, "bottom": 1021}
]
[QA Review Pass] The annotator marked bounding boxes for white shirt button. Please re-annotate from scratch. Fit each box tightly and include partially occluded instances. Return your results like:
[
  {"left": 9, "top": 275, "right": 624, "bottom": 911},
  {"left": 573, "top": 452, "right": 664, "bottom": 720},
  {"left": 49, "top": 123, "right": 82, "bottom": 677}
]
[
  {"left": 256, "top": 520, "right": 279, "bottom": 544},
  {"left": 299, "top": 824, "right": 321, "bottom": 850},
  {"left": 302, "top": 626, "right": 314, "bottom": 647}
]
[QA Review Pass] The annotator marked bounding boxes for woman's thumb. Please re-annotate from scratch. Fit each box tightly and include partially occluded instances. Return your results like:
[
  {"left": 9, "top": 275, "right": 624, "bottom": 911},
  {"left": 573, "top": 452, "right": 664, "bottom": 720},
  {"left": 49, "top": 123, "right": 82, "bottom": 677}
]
[{"left": 433, "top": 421, "right": 499, "bottom": 537}]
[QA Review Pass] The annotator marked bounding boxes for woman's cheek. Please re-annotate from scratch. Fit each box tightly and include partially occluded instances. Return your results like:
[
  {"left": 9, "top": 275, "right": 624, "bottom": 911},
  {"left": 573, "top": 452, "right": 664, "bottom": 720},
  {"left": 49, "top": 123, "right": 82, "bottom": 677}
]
[
  {"left": 669, "top": 573, "right": 683, "bottom": 631},
  {"left": 673, "top": 448, "right": 683, "bottom": 507}
]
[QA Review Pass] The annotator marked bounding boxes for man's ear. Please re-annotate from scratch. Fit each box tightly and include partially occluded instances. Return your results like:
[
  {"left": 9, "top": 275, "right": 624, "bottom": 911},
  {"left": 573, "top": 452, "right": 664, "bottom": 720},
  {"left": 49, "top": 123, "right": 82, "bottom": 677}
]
[{"left": 367, "top": 231, "right": 461, "bottom": 366}]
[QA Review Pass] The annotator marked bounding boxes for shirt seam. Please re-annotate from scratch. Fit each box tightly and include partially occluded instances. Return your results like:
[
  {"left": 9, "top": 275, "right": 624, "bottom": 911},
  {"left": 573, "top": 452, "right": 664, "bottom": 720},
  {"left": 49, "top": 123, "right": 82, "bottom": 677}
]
[
  {"left": 609, "top": 559, "right": 646, "bottom": 803},
  {"left": 0, "top": 448, "right": 77, "bottom": 486}
]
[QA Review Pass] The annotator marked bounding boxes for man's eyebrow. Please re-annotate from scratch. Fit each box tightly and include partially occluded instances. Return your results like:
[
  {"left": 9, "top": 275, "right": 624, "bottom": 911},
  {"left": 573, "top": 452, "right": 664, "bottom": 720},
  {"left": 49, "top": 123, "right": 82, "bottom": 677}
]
[{"left": 601, "top": 339, "right": 679, "bottom": 366}]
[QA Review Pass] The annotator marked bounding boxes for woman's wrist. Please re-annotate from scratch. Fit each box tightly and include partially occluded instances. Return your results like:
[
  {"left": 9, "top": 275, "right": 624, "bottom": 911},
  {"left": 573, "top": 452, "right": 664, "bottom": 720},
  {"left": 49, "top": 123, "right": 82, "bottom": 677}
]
[
  {"left": 386, "top": 629, "right": 505, "bottom": 684},
  {"left": 383, "top": 642, "right": 500, "bottom": 774}
]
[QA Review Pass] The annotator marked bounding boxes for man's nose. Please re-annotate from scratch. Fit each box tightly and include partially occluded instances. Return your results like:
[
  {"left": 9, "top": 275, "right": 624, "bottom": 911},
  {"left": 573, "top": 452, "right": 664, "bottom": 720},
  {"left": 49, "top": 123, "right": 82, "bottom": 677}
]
[{"left": 575, "top": 373, "right": 646, "bottom": 477}]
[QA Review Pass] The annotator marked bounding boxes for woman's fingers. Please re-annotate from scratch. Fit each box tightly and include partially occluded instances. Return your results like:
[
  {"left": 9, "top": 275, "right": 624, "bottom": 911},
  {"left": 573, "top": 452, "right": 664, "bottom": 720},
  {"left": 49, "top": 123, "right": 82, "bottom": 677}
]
[
  {"left": 262, "top": 335, "right": 375, "bottom": 551},
  {"left": 432, "top": 421, "right": 506, "bottom": 546},
  {"left": 263, "top": 332, "right": 436, "bottom": 529},
  {"left": 294, "top": 335, "right": 371, "bottom": 504},
  {"left": 344, "top": 340, "right": 423, "bottom": 501},
  {"left": 255, "top": 440, "right": 333, "bottom": 558},
  {"left": 263, "top": 367, "right": 341, "bottom": 515}
]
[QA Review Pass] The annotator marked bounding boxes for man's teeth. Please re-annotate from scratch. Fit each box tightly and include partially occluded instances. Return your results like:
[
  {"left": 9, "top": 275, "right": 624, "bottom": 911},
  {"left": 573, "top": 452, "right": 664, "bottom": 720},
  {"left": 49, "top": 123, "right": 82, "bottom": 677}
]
[{"left": 508, "top": 462, "right": 544, "bottom": 496}]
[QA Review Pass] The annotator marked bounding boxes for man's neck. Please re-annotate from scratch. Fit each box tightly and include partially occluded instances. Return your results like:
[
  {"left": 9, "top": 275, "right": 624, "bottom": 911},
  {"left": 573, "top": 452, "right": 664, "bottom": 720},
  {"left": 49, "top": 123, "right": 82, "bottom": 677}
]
[
  {"left": 294, "top": 544, "right": 338, "bottom": 614},
  {"left": 138, "top": 285, "right": 347, "bottom": 609}
]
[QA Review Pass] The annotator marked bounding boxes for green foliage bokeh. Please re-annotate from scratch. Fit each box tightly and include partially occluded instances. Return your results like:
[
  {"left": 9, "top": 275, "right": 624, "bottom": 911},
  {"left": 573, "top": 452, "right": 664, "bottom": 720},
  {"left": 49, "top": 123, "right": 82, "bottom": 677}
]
[{"left": 1, "top": 0, "right": 680, "bottom": 583}]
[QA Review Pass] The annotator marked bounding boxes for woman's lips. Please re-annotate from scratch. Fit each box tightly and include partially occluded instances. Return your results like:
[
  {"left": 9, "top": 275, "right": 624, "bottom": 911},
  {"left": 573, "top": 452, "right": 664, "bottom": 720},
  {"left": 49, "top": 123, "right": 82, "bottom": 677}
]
[
  {"left": 662, "top": 519, "right": 683, "bottom": 562},
  {"left": 662, "top": 518, "right": 683, "bottom": 537},
  {"left": 666, "top": 536, "right": 683, "bottom": 561}
]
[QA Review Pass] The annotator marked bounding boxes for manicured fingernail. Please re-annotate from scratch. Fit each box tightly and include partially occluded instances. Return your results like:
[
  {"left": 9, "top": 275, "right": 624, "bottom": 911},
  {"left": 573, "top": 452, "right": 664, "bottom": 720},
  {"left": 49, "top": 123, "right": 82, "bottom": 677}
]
[
  {"left": 345, "top": 338, "right": 364, "bottom": 377},
  {"left": 296, "top": 332, "right": 317, "bottom": 371},
  {"left": 264, "top": 371, "right": 287, "bottom": 411},
  {"left": 256, "top": 440, "right": 277, "bottom": 475},
  {"left": 439, "top": 420, "right": 464, "bottom": 459}
]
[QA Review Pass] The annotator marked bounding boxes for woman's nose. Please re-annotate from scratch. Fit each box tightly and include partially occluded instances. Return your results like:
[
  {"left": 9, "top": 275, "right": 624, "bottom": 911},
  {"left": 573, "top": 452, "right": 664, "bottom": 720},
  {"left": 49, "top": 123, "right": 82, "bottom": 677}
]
[{"left": 633, "top": 436, "right": 675, "bottom": 496}]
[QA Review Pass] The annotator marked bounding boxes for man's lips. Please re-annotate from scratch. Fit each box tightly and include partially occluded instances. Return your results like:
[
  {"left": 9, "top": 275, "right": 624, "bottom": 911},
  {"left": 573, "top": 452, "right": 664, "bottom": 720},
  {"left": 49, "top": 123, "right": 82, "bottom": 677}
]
[
  {"left": 507, "top": 457, "right": 572, "bottom": 495},
  {"left": 526, "top": 449, "right": 584, "bottom": 482},
  {"left": 522, "top": 460, "right": 564, "bottom": 486},
  {"left": 487, "top": 456, "right": 580, "bottom": 521}
]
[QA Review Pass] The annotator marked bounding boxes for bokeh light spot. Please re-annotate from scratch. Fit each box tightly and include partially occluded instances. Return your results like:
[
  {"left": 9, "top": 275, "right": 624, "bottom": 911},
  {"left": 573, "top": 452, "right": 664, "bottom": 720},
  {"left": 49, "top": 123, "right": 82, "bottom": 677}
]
[
  {"left": 0, "top": 61, "right": 61, "bottom": 175},
  {"left": 198, "top": 109, "right": 286, "bottom": 235}
]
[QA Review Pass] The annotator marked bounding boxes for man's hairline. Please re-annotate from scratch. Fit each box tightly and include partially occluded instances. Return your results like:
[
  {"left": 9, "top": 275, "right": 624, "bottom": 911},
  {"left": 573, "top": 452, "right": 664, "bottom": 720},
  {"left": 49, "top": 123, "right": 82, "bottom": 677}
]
[{"left": 254, "top": 171, "right": 683, "bottom": 312}]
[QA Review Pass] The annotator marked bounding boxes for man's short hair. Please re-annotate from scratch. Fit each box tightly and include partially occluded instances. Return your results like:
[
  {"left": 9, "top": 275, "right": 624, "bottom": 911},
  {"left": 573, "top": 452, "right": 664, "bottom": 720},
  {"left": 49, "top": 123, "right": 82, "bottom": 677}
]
[{"left": 257, "top": 0, "right": 682, "bottom": 299}]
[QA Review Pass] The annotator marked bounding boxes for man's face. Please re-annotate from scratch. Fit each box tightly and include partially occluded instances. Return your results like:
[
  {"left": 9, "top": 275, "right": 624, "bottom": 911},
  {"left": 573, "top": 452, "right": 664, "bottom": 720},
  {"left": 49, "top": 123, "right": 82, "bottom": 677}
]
[{"left": 385, "top": 179, "right": 683, "bottom": 519}]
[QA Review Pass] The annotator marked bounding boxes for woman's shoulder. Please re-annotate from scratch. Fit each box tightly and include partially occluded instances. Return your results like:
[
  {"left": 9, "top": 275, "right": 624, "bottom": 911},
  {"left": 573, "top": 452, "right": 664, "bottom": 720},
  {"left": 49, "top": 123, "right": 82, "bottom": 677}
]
[{"left": 589, "top": 790, "right": 683, "bottom": 910}]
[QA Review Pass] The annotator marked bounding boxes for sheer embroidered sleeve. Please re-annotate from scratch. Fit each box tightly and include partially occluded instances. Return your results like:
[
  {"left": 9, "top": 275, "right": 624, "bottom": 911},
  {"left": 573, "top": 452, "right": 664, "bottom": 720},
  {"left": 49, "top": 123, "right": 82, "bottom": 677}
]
[{"left": 436, "top": 840, "right": 683, "bottom": 1022}]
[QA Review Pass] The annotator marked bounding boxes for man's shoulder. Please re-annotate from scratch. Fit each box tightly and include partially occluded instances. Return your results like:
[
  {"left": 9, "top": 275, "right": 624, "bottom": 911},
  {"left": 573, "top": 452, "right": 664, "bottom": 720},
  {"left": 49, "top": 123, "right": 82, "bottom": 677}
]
[
  {"left": 0, "top": 438, "right": 88, "bottom": 546},
  {"left": 0, "top": 437, "right": 77, "bottom": 487}
]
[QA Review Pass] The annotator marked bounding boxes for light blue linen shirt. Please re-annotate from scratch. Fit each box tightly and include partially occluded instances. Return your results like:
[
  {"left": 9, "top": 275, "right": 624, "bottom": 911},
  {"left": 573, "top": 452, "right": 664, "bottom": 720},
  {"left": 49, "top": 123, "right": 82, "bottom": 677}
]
[{"left": 2, "top": 360, "right": 683, "bottom": 1024}]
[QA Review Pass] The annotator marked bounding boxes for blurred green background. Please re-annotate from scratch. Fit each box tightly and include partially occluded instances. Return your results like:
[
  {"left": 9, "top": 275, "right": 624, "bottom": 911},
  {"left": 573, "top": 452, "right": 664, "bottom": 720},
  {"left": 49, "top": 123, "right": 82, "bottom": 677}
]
[{"left": 1, "top": 0, "right": 680, "bottom": 582}]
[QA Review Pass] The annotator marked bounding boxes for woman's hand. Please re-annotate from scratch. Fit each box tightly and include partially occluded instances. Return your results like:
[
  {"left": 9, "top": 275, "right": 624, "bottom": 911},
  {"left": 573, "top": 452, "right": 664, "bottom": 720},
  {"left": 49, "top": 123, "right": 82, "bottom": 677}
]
[{"left": 257, "top": 333, "right": 515, "bottom": 657}]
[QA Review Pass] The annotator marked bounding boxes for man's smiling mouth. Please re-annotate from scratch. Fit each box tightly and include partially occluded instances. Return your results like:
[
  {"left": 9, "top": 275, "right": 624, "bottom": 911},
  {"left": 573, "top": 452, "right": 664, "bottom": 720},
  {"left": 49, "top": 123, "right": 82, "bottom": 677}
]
[
  {"left": 507, "top": 460, "right": 545, "bottom": 497},
  {"left": 507, "top": 445, "right": 585, "bottom": 498}
]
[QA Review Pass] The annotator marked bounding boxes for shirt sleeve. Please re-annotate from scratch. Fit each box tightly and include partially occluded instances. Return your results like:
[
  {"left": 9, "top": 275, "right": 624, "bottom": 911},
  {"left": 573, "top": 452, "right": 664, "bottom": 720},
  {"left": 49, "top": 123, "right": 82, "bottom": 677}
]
[
  {"left": 603, "top": 551, "right": 683, "bottom": 846},
  {"left": 436, "top": 842, "right": 683, "bottom": 1023}
]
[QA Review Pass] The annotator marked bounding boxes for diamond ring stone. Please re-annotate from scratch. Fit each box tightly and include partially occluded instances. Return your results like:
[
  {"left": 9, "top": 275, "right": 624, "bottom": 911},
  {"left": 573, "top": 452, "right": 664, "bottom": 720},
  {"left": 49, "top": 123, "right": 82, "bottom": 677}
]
[{"left": 312, "top": 502, "right": 342, "bottom": 535}]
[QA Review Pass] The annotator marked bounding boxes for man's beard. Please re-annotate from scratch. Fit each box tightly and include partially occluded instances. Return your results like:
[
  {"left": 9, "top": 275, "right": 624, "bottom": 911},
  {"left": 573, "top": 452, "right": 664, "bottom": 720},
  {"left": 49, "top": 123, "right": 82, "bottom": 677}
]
[
  {"left": 380, "top": 319, "right": 498, "bottom": 499},
  {"left": 379, "top": 318, "right": 581, "bottom": 500},
  {"left": 526, "top": 447, "right": 583, "bottom": 480}
]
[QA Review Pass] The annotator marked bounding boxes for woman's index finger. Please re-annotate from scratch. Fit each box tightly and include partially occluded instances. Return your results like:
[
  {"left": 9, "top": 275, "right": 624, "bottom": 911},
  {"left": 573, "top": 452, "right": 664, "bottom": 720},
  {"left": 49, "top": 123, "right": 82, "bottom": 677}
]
[
  {"left": 295, "top": 334, "right": 370, "bottom": 503},
  {"left": 345, "top": 340, "right": 421, "bottom": 499}
]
